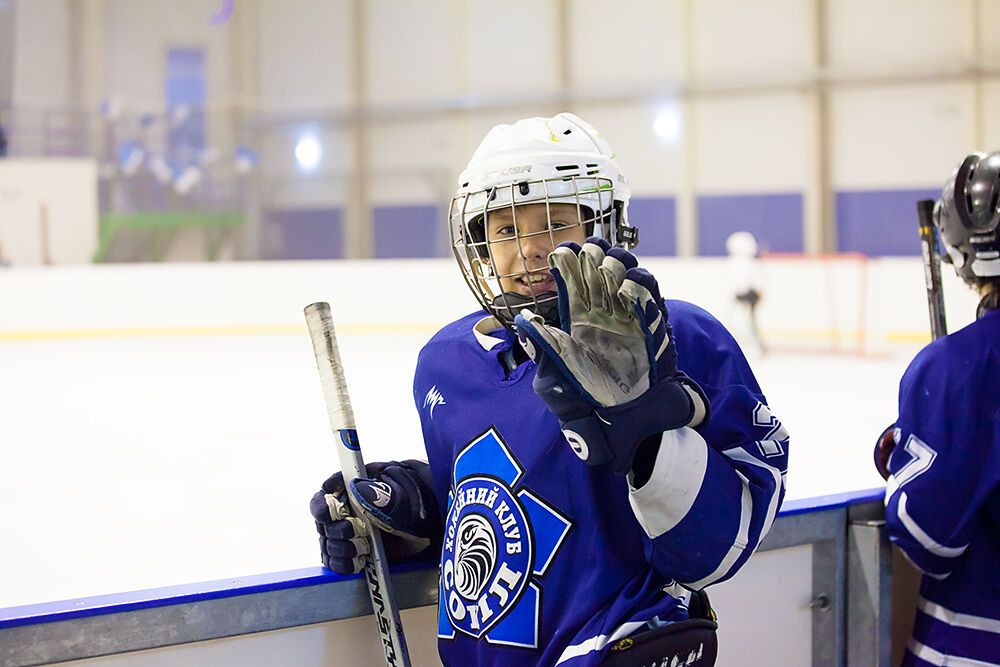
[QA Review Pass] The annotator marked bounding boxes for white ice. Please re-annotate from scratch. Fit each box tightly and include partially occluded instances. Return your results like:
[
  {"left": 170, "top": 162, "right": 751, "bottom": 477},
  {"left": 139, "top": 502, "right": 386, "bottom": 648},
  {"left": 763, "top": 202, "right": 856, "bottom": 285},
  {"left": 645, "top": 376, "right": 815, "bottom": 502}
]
[{"left": 0, "top": 328, "right": 913, "bottom": 610}]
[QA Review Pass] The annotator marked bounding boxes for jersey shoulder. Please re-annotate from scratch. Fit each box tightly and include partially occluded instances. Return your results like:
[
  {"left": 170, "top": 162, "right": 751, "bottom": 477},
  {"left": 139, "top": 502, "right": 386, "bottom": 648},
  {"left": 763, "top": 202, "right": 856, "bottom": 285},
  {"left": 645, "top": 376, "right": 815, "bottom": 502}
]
[
  {"left": 414, "top": 310, "right": 511, "bottom": 379},
  {"left": 665, "top": 299, "right": 731, "bottom": 342},
  {"left": 666, "top": 299, "right": 762, "bottom": 395},
  {"left": 901, "top": 312, "right": 1000, "bottom": 423}
]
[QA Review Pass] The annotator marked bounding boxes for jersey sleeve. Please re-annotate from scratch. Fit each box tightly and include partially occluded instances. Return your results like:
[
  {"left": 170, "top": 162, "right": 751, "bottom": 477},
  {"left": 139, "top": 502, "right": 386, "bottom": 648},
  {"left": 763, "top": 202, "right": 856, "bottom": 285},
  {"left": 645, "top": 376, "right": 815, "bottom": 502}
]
[
  {"left": 882, "top": 342, "right": 1000, "bottom": 579},
  {"left": 626, "top": 302, "right": 789, "bottom": 588},
  {"left": 412, "top": 347, "right": 457, "bottom": 521}
]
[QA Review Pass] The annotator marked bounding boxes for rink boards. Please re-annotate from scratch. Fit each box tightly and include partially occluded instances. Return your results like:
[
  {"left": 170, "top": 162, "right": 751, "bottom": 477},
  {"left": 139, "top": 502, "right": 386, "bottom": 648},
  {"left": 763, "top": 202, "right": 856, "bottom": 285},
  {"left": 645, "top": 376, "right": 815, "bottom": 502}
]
[
  {"left": 0, "top": 259, "right": 933, "bottom": 665},
  {"left": 0, "top": 489, "right": 891, "bottom": 666}
]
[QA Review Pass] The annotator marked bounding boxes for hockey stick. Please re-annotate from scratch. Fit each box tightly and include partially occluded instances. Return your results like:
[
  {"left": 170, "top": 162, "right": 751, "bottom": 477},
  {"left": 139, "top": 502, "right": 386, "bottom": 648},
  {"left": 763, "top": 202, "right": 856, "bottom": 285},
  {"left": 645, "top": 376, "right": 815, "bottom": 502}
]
[
  {"left": 917, "top": 199, "right": 948, "bottom": 340},
  {"left": 304, "top": 302, "right": 412, "bottom": 667}
]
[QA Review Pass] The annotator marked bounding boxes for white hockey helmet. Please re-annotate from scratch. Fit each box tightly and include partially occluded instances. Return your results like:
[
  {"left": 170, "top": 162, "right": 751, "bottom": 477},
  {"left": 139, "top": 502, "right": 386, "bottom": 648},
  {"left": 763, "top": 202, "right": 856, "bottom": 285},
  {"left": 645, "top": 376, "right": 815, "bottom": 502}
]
[
  {"left": 726, "top": 231, "right": 759, "bottom": 257},
  {"left": 449, "top": 112, "right": 637, "bottom": 329}
]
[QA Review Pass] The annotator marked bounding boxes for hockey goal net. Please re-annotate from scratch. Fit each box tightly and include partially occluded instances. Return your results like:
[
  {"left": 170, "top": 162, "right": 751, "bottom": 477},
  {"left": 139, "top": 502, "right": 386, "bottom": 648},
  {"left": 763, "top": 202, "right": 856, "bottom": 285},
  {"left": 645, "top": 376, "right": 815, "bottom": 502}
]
[{"left": 756, "top": 252, "right": 876, "bottom": 355}]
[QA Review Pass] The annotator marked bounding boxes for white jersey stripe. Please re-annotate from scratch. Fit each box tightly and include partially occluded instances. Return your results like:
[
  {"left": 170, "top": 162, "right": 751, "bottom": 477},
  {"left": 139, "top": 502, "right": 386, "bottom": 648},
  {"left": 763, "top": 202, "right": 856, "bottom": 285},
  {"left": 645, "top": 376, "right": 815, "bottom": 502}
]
[
  {"left": 919, "top": 598, "right": 1000, "bottom": 634},
  {"left": 907, "top": 638, "right": 1000, "bottom": 666},
  {"left": 899, "top": 492, "right": 969, "bottom": 559},
  {"left": 628, "top": 428, "right": 709, "bottom": 538},
  {"left": 685, "top": 470, "right": 752, "bottom": 589},
  {"left": 722, "top": 446, "right": 782, "bottom": 542},
  {"left": 552, "top": 620, "right": 647, "bottom": 666},
  {"left": 898, "top": 548, "right": 950, "bottom": 580}
]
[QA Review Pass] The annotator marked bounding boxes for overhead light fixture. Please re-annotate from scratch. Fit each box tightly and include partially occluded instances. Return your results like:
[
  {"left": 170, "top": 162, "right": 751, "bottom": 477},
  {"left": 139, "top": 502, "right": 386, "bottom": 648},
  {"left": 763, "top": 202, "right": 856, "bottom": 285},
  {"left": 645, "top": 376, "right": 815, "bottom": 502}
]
[
  {"left": 295, "top": 135, "right": 322, "bottom": 171},
  {"left": 653, "top": 106, "right": 682, "bottom": 144}
]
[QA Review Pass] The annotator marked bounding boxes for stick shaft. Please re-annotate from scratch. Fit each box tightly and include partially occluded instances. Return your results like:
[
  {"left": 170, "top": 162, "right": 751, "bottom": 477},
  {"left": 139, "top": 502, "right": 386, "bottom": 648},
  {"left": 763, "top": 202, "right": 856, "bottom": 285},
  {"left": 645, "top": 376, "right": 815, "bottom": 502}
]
[
  {"left": 304, "top": 302, "right": 411, "bottom": 667},
  {"left": 917, "top": 199, "right": 948, "bottom": 340}
]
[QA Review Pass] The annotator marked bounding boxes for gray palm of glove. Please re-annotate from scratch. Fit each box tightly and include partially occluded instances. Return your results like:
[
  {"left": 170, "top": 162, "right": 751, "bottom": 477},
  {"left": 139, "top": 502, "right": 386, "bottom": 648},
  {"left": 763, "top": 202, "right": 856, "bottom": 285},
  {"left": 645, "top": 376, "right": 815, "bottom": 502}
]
[
  {"left": 519, "top": 241, "right": 653, "bottom": 406},
  {"left": 514, "top": 238, "right": 708, "bottom": 474}
]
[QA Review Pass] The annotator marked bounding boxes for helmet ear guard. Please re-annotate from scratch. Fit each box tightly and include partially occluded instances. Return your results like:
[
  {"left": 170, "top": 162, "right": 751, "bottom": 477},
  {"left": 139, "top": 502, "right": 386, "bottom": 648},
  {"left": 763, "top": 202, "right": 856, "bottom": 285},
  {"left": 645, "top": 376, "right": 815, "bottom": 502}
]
[{"left": 611, "top": 201, "right": 639, "bottom": 246}]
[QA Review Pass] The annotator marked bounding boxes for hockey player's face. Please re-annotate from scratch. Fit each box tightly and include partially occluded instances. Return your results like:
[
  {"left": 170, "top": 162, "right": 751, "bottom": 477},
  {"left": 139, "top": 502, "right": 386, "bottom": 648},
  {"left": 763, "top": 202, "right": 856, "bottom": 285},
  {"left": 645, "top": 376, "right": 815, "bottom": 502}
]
[{"left": 485, "top": 203, "right": 587, "bottom": 297}]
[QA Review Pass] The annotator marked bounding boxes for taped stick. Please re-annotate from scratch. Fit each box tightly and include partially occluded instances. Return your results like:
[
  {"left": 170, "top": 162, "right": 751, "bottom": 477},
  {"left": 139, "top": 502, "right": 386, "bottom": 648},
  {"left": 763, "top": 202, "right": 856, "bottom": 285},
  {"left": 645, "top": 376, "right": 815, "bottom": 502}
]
[
  {"left": 304, "top": 302, "right": 411, "bottom": 667},
  {"left": 917, "top": 199, "right": 948, "bottom": 340}
]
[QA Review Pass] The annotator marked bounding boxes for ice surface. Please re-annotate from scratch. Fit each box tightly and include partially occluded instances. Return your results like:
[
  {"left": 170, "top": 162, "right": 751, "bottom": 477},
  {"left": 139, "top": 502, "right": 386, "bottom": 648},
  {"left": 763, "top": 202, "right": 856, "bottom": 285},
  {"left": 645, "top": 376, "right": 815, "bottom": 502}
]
[{"left": 0, "top": 329, "right": 914, "bottom": 608}]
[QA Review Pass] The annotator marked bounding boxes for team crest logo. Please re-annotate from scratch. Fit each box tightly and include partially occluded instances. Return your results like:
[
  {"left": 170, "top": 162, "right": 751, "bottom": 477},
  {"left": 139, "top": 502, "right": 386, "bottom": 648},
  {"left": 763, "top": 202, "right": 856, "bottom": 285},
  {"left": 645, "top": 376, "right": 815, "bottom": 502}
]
[{"left": 438, "top": 428, "right": 572, "bottom": 648}]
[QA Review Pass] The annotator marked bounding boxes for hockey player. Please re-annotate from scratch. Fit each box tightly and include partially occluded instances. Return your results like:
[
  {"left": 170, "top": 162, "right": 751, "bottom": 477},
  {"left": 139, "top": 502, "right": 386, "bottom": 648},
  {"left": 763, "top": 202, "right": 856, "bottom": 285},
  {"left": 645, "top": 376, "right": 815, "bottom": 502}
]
[
  {"left": 725, "top": 231, "right": 764, "bottom": 357},
  {"left": 311, "top": 113, "right": 789, "bottom": 666},
  {"left": 874, "top": 152, "right": 1000, "bottom": 666}
]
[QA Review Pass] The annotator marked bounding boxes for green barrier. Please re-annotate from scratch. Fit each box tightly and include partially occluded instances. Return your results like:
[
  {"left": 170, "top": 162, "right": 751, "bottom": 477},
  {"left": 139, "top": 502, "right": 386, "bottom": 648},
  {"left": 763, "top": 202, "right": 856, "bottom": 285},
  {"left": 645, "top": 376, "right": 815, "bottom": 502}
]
[{"left": 93, "top": 212, "right": 245, "bottom": 262}]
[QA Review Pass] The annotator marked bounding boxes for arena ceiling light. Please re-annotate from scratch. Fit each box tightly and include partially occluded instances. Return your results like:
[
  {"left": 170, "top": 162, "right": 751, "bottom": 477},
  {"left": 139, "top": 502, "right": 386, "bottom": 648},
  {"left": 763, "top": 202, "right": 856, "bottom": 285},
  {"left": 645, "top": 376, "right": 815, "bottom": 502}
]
[
  {"left": 295, "top": 135, "right": 322, "bottom": 172},
  {"left": 653, "top": 106, "right": 682, "bottom": 144}
]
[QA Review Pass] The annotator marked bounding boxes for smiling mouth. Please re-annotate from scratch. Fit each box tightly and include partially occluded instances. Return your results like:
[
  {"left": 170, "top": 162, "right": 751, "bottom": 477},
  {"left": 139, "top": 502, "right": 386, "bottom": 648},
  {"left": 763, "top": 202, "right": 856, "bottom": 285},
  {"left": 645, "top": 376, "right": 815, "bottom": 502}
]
[{"left": 517, "top": 270, "right": 556, "bottom": 296}]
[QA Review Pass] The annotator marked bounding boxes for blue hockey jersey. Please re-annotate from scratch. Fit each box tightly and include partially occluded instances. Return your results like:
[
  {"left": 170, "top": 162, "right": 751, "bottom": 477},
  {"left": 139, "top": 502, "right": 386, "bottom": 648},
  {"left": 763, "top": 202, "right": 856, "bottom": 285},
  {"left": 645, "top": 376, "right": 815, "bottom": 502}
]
[
  {"left": 413, "top": 300, "right": 789, "bottom": 666},
  {"left": 883, "top": 308, "right": 1000, "bottom": 667}
]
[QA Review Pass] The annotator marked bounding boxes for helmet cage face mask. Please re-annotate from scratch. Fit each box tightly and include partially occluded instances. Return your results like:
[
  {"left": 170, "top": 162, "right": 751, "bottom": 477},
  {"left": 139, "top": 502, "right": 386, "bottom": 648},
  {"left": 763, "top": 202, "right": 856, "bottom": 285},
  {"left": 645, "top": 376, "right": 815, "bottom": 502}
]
[
  {"left": 935, "top": 152, "right": 1000, "bottom": 284},
  {"left": 450, "top": 175, "right": 622, "bottom": 329}
]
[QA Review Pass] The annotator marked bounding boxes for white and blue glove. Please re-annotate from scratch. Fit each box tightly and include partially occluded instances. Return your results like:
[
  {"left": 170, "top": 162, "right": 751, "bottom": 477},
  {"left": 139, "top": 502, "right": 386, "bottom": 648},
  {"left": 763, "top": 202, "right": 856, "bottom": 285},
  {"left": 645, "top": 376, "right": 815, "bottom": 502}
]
[{"left": 515, "top": 238, "right": 709, "bottom": 476}]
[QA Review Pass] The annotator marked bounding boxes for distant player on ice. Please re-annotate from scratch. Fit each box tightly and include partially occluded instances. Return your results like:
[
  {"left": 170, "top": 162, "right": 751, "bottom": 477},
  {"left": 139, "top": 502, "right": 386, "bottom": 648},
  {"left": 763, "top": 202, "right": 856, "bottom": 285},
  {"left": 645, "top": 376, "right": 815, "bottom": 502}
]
[
  {"left": 311, "top": 113, "right": 789, "bottom": 666},
  {"left": 725, "top": 231, "right": 764, "bottom": 357},
  {"left": 874, "top": 152, "right": 1000, "bottom": 666}
]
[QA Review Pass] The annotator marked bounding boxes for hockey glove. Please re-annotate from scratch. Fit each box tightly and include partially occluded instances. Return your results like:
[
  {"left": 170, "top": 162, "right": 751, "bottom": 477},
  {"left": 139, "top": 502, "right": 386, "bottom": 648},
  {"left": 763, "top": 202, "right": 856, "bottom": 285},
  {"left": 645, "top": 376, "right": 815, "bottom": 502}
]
[
  {"left": 309, "top": 459, "right": 442, "bottom": 574},
  {"left": 874, "top": 424, "right": 899, "bottom": 481},
  {"left": 515, "top": 237, "right": 709, "bottom": 476}
]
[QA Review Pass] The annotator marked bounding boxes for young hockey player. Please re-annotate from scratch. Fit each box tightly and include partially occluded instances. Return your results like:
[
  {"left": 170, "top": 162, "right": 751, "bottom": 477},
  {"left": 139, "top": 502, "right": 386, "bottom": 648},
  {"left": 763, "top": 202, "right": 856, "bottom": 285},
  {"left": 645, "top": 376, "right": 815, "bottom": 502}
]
[
  {"left": 874, "top": 152, "right": 1000, "bottom": 666},
  {"left": 725, "top": 231, "right": 764, "bottom": 357},
  {"left": 311, "top": 113, "right": 789, "bottom": 666}
]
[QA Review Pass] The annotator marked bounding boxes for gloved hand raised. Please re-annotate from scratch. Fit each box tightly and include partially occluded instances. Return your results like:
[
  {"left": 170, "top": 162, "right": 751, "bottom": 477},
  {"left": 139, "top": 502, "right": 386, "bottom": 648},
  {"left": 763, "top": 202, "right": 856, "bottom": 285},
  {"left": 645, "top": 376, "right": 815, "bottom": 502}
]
[
  {"left": 515, "top": 238, "right": 709, "bottom": 476},
  {"left": 309, "top": 459, "right": 441, "bottom": 574}
]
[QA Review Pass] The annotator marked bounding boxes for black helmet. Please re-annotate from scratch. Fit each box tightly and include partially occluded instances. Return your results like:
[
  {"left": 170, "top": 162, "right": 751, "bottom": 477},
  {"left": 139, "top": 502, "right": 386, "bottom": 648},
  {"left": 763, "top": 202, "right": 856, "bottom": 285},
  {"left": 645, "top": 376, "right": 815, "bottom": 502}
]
[{"left": 935, "top": 152, "right": 1000, "bottom": 284}]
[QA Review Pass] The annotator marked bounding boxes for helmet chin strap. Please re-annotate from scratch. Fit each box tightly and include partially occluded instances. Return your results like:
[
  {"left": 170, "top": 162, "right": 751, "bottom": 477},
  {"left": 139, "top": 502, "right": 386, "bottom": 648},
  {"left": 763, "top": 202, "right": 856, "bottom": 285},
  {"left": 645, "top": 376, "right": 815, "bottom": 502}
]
[{"left": 491, "top": 292, "right": 560, "bottom": 330}]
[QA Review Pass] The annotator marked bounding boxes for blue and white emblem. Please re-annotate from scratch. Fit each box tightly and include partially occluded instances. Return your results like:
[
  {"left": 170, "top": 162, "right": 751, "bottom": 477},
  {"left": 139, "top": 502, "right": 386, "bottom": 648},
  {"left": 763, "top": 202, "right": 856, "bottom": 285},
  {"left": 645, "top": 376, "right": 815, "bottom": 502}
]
[{"left": 439, "top": 428, "right": 572, "bottom": 648}]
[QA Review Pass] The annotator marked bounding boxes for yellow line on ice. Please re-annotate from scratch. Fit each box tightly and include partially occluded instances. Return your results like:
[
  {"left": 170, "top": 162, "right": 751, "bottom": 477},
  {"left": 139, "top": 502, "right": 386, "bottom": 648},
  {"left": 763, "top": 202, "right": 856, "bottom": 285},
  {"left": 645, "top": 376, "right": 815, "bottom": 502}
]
[
  {"left": 886, "top": 331, "right": 932, "bottom": 344},
  {"left": 761, "top": 327, "right": 932, "bottom": 346}
]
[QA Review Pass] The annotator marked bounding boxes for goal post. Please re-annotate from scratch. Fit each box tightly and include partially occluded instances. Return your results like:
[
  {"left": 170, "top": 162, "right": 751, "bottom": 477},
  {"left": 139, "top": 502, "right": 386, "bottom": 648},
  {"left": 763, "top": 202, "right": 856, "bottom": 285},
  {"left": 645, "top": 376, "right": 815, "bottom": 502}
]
[{"left": 756, "top": 252, "right": 874, "bottom": 355}]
